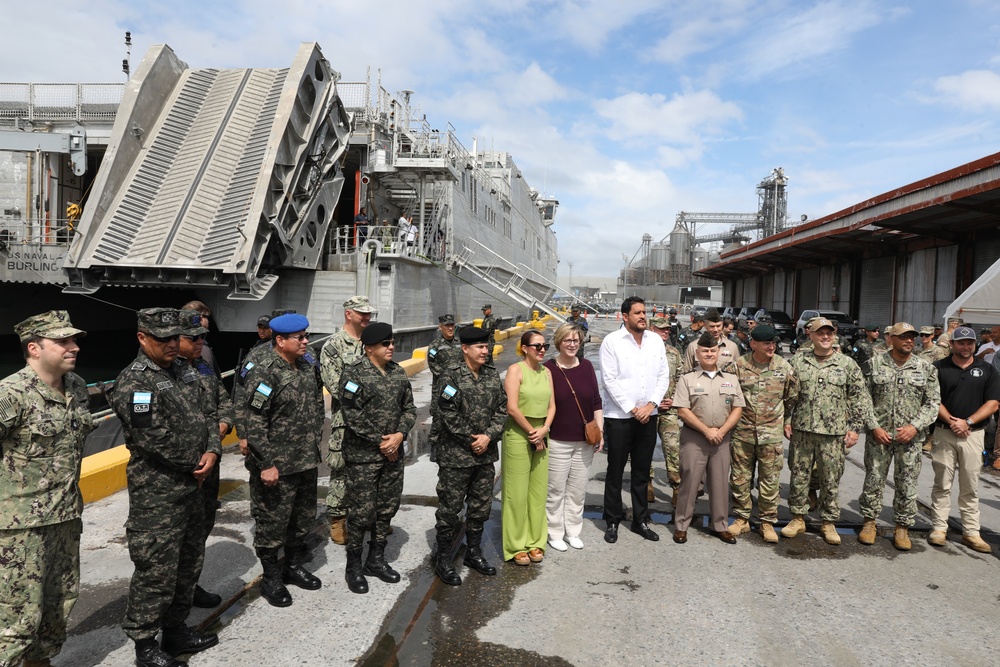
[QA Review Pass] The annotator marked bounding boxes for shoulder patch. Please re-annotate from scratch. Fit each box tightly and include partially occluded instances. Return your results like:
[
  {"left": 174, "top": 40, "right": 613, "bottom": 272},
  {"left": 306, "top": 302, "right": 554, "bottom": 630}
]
[
  {"left": 303, "top": 351, "right": 318, "bottom": 366},
  {"left": 0, "top": 394, "right": 18, "bottom": 422},
  {"left": 443, "top": 384, "right": 458, "bottom": 398},
  {"left": 343, "top": 380, "right": 360, "bottom": 394},
  {"left": 240, "top": 361, "right": 255, "bottom": 378},
  {"left": 429, "top": 348, "right": 437, "bottom": 357},
  {"left": 255, "top": 383, "right": 273, "bottom": 397}
]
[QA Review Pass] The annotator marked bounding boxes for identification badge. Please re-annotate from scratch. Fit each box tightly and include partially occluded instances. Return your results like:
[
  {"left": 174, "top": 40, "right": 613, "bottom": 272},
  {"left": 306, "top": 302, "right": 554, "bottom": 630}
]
[
  {"left": 692, "top": 387, "right": 706, "bottom": 394},
  {"left": 156, "top": 381, "right": 173, "bottom": 391}
]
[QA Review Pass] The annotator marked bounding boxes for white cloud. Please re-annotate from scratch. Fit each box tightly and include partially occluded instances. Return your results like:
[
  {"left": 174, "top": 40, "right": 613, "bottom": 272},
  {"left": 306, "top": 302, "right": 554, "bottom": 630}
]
[
  {"left": 930, "top": 70, "right": 1000, "bottom": 111},
  {"left": 594, "top": 90, "right": 744, "bottom": 147}
]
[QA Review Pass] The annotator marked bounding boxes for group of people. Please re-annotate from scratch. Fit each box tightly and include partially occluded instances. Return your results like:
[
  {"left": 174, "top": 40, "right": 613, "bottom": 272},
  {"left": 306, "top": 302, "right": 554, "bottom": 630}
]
[{"left": 4, "top": 294, "right": 999, "bottom": 667}]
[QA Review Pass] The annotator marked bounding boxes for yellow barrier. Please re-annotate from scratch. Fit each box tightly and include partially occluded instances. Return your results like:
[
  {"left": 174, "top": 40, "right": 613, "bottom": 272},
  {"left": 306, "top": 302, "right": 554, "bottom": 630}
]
[
  {"left": 411, "top": 346, "right": 428, "bottom": 360},
  {"left": 79, "top": 445, "right": 130, "bottom": 504},
  {"left": 399, "top": 357, "right": 427, "bottom": 376}
]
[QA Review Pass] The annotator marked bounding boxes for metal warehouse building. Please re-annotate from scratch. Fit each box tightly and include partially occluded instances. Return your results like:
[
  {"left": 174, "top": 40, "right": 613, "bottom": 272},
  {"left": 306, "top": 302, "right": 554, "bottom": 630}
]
[{"left": 696, "top": 151, "right": 1000, "bottom": 328}]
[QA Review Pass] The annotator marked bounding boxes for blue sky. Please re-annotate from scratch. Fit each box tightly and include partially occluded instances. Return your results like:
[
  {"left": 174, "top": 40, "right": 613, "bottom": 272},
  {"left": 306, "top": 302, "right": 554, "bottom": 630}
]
[{"left": 5, "top": 1, "right": 1000, "bottom": 281}]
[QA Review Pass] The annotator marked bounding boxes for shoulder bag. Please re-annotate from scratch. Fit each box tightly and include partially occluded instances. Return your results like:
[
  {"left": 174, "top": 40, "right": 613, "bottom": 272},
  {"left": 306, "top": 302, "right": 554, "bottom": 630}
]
[{"left": 555, "top": 363, "right": 602, "bottom": 445}]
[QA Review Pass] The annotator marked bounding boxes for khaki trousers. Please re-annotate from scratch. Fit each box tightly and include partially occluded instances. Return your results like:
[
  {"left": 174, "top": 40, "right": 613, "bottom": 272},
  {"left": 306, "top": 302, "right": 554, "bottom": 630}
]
[
  {"left": 930, "top": 427, "right": 984, "bottom": 535},
  {"left": 675, "top": 426, "right": 731, "bottom": 533}
]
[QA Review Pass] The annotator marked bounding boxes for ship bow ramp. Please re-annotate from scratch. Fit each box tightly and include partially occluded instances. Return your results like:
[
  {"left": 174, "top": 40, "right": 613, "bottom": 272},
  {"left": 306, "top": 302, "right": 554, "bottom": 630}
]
[{"left": 63, "top": 43, "right": 351, "bottom": 300}]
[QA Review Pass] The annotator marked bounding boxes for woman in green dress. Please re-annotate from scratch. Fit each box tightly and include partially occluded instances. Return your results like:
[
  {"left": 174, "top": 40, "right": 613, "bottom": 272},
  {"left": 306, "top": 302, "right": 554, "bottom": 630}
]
[{"left": 502, "top": 330, "right": 556, "bottom": 565}]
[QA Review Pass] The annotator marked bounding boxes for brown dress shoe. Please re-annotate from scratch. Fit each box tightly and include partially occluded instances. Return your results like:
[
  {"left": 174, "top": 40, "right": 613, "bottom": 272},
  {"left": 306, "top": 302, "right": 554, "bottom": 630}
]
[
  {"left": 714, "top": 530, "right": 737, "bottom": 544},
  {"left": 673, "top": 530, "right": 687, "bottom": 544}
]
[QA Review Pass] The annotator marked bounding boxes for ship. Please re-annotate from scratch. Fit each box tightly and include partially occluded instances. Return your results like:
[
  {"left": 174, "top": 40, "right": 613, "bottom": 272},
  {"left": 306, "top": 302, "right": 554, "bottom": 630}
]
[{"left": 0, "top": 42, "right": 565, "bottom": 356}]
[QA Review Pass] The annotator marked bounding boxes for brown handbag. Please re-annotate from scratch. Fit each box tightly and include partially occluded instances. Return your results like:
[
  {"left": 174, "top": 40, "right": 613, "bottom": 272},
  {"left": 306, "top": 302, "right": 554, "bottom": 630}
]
[{"left": 555, "top": 364, "right": 602, "bottom": 445}]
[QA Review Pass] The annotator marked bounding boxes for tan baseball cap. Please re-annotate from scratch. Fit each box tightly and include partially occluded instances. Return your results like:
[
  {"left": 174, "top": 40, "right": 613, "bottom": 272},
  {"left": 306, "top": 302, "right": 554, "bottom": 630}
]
[
  {"left": 888, "top": 322, "right": 917, "bottom": 336},
  {"left": 808, "top": 317, "right": 836, "bottom": 332},
  {"left": 919, "top": 326, "right": 935, "bottom": 335}
]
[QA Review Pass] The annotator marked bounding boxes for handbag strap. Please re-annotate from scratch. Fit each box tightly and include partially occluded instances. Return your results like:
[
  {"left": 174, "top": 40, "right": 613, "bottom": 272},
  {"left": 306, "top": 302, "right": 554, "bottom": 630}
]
[{"left": 555, "top": 363, "right": 589, "bottom": 425}]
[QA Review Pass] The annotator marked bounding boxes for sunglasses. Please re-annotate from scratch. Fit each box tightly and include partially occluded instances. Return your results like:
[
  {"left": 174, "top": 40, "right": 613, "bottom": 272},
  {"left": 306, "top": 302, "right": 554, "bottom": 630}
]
[
  {"left": 283, "top": 332, "right": 310, "bottom": 341},
  {"left": 150, "top": 333, "right": 180, "bottom": 343},
  {"left": 182, "top": 334, "right": 207, "bottom": 341},
  {"left": 378, "top": 339, "right": 395, "bottom": 347},
  {"left": 920, "top": 333, "right": 932, "bottom": 337},
  {"left": 525, "top": 343, "right": 550, "bottom": 351}
]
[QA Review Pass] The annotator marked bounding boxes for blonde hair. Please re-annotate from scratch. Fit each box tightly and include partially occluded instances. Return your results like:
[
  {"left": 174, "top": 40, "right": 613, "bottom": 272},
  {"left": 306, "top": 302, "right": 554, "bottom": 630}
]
[
  {"left": 553, "top": 323, "right": 582, "bottom": 352},
  {"left": 516, "top": 330, "right": 544, "bottom": 357}
]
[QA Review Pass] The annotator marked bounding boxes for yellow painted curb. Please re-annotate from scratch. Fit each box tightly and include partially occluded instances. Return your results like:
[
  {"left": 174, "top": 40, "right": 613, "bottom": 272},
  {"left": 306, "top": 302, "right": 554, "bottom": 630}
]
[
  {"left": 80, "top": 444, "right": 130, "bottom": 504},
  {"left": 411, "top": 346, "right": 428, "bottom": 360},
  {"left": 493, "top": 343, "right": 504, "bottom": 357},
  {"left": 400, "top": 357, "right": 427, "bottom": 377}
]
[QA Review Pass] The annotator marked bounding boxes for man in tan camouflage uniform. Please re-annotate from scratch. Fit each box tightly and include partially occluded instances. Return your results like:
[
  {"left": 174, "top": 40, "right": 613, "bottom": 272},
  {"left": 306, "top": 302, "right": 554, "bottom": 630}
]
[
  {"left": 340, "top": 322, "right": 416, "bottom": 594},
  {"left": 782, "top": 317, "right": 876, "bottom": 545},
  {"left": 110, "top": 308, "right": 221, "bottom": 666},
  {"left": 857, "top": 322, "right": 940, "bottom": 551},
  {"left": 0, "top": 311, "right": 92, "bottom": 667},
  {"left": 918, "top": 325, "right": 949, "bottom": 363},
  {"left": 725, "top": 325, "right": 799, "bottom": 543},
  {"left": 935, "top": 317, "right": 963, "bottom": 351},
  {"left": 648, "top": 316, "right": 683, "bottom": 505},
  {"left": 320, "top": 296, "right": 373, "bottom": 544}
]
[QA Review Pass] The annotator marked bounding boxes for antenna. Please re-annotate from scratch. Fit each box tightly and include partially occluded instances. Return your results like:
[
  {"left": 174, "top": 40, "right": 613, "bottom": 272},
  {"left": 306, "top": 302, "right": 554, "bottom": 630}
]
[{"left": 122, "top": 31, "right": 132, "bottom": 79}]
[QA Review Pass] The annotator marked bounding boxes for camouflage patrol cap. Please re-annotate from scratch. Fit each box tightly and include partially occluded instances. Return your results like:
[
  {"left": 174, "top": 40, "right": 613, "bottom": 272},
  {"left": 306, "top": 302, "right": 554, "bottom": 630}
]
[
  {"left": 257, "top": 315, "right": 271, "bottom": 327},
  {"left": 482, "top": 304, "right": 492, "bottom": 311},
  {"left": 180, "top": 310, "right": 209, "bottom": 336},
  {"left": 919, "top": 326, "right": 935, "bottom": 335},
  {"left": 343, "top": 296, "right": 374, "bottom": 313},
  {"left": 888, "top": 322, "right": 917, "bottom": 337},
  {"left": 14, "top": 310, "right": 86, "bottom": 342},
  {"left": 883, "top": 326, "right": 891, "bottom": 335},
  {"left": 649, "top": 315, "right": 670, "bottom": 329},
  {"left": 137, "top": 307, "right": 184, "bottom": 337},
  {"left": 438, "top": 313, "right": 456, "bottom": 324},
  {"left": 807, "top": 317, "right": 836, "bottom": 332},
  {"left": 946, "top": 316, "right": 964, "bottom": 325}
]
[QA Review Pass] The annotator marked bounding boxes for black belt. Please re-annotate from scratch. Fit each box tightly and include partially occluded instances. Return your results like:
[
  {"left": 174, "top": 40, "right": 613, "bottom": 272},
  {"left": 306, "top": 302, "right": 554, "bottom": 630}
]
[{"left": 935, "top": 421, "right": 984, "bottom": 432}]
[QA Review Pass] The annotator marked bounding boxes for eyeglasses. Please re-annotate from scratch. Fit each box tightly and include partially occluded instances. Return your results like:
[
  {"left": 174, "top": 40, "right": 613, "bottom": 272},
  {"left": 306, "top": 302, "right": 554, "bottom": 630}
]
[
  {"left": 379, "top": 339, "right": 395, "bottom": 347},
  {"left": 284, "top": 332, "right": 310, "bottom": 341},
  {"left": 562, "top": 339, "right": 580, "bottom": 346},
  {"left": 182, "top": 334, "right": 206, "bottom": 341},
  {"left": 525, "top": 343, "right": 550, "bottom": 351},
  {"left": 149, "top": 333, "right": 180, "bottom": 343}
]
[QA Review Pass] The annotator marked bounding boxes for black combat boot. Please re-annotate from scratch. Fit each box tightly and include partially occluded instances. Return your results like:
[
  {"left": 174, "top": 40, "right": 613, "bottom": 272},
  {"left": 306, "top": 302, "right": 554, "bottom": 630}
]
[
  {"left": 346, "top": 546, "right": 369, "bottom": 593},
  {"left": 363, "top": 540, "right": 401, "bottom": 583},
  {"left": 258, "top": 549, "right": 293, "bottom": 607},
  {"left": 282, "top": 545, "right": 322, "bottom": 590},
  {"left": 135, "top": 637, "right": 184, "bottom": 667},
  {"left": 435, "top": 535, "right": 462, "bottom": 586},
  {"left": 192, "top": 583, "right": 222, "bottom": 608},
  {"left": 463, "top": 531, "right": 497, "bottom": 576},
  {"left": 160, "top": 624, "right": 219, "bottom": 657}
]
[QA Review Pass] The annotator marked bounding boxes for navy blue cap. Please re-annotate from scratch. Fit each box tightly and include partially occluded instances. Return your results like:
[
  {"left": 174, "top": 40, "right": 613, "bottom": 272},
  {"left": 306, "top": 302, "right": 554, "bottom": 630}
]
[{"left": 270, "top": 313, "right": 309, "bottom": 335}]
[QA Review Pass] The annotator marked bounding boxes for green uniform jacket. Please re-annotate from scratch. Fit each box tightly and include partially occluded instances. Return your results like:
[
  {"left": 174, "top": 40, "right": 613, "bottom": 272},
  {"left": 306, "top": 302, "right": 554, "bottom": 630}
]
[
  {"left": 788, "top": 351, "right": 876, "bottom": 436},
  {"left": 340, "top": 357, "right": 416, "bottom": 464},
  {"left": 242, "top": 347, "right": 324, "bottom": 474},
  {"left": 233, "top": 341, "right": 274, "bottom": 436},
  {"left": 0, "top": 367, "right": 94, "bottom": 529},
  {"left": 663, "top": 343, "right": 683, "bottom": 401},
  {"left": 320, "top": 330, "right": 364, "bottom": 429},
  {"left": 110, "top": 350, "right": 219, "bottom": 509},
  {"left": 725, "top": 353, "right": 799, "bottom": 444},
  {"left": 864, "top": 352, "right": 941, "bottom": 440},
  {"left": 436, "top": 362, "right": 507, "bottom": 468}
]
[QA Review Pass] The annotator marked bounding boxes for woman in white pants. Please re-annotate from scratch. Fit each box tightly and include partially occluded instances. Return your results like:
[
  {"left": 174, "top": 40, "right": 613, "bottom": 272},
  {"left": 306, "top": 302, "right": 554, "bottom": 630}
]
[{"left": 543, "top": 323, "right": 604, "bottom": 550}]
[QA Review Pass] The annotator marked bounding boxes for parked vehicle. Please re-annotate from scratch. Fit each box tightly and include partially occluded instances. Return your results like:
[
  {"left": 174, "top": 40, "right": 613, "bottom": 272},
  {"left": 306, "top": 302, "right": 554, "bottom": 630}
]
[
  {"left": 753, "top": 309, "right": 796, "bottom": 341},
  {"left": 795, "top": 309, "right": 860, "bottom": 341},
  {"left": 736, "top": 306, "right": 762, "bottom": 329}
]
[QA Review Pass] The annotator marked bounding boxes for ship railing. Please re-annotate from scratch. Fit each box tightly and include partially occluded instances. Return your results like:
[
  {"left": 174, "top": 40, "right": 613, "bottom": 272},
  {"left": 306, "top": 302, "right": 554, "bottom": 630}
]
[
  {"left": 0, "top": 82, "right": 124, "bottom": 123},
  {"left": 0, "top": 217, "right": 78, "bottom": 246},
  {"left": 327, "top": 224, "right": 447, "bottom": 263}
]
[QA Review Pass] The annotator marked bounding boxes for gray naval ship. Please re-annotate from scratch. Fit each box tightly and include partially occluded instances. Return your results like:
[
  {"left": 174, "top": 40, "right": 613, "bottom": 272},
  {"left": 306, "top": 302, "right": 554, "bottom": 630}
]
[{"left": 0, "top": 42, "right": 564, "bottom": 349}]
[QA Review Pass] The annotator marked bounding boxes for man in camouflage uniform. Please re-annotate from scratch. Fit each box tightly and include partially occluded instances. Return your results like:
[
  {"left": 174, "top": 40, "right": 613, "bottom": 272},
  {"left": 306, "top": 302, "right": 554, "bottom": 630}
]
[
  {"left": 565, "top": 305, "right": 590, "bottom": 360},
  {"left": 648, "top": 316, "right": 683, "bottom": 505},
  {"left": 320, "top": 296, "right": 373, "bottom": 544},
  {"left": 234, "top": 308, "right": 295, "bottom": 458},
  {"left": 480, "top": 304, "right": 499, "bottom": 365},
  {"left": 242, "top": 314, "right": 325, "bottom": 607},
  {"left": 682, "top": 308, "right": 740, "bottom": 371},
  {"left": 934, "top": 317, "right": 963, "bottom": 352},
  {"left": 874, "top": 326, "right": 890, "bottom": 354},
  {"left": 0, "top": 311, "right": 92, "bottom": 667},
  {"left": 725, "top": 325, "right": 799, "bottom": 544},
  {"left": 339, "top": 322, "right": 416, "bottom": 594},
  {"left": 852, "top": 324, "right": 879, "bottom": 370},
  {"left": 177, "top": 311, "right": 234, "bottom": 609},
  {"left": 428, "top": 314, "right": 462, "bottom": 463},
  {"left": 857, "top": 323, "right": 940, "bottom": 551},
  {"left": 666, "top": 307, "right": 681, "bottom": 348},
  {"left": 676, "top": 309, "right": 705, "bottom": 352},
  {"left": 782, "top": 317, "right": 876, "bottom": 545},
  {"left": 110, "top": 308, "right": 221, "bottom": 666},
  {"left": 433, "top": 327, "right": 507, "bottom": 586}
]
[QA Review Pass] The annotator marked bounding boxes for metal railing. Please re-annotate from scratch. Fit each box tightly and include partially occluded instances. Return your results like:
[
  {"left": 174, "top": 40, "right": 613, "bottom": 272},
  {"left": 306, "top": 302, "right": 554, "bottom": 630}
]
[
  {"left": 0, "top": 83, "right": 124, "bottom": 123},
  {"left": 0, "top": 216, "right": 77, "bottom": 246}
]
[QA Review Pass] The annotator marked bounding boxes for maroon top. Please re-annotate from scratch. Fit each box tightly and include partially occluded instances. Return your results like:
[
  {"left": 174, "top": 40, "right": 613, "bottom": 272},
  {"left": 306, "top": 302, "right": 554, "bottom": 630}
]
[{"left": 544, "top": 358, "right": 603, "bottom": 442}]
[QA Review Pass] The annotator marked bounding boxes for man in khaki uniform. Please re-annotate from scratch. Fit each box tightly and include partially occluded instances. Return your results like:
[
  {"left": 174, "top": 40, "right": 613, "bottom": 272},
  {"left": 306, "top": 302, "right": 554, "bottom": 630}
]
[
  {"left": 672, "top": 332, "right": 745, "bottom": 545},
  {"left": 0, "top": 311, "right": 93, "bottom": 667},
  {"left": 682, "top": 308, "right": 740, "bottom": 372}
]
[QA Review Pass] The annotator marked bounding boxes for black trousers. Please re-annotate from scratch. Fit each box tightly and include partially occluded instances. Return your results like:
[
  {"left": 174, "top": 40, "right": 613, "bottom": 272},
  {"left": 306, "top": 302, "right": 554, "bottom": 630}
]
[{"left": 602, "top": 417, "right": 657, "bottom": 525}]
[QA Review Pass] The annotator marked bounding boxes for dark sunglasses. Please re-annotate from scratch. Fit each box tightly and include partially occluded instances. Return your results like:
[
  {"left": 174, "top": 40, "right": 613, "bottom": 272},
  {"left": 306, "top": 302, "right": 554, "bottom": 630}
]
[
  {"left": 920, "top": 333, "right": 932, "bottom": 337},
  {"left": 150, "top": 333, "right": 180, "bottom": 343},
  {"left": 182, "top": 334, "right": 207, "bottom": 341},
  {"left": 525, "top": 343, "right": 550, "bottom": 351},
  {"left": 283, "top": 332, "right": 310, "bottom": 341},
  {"left": 378, "top": 339, "right": 395, "bottom": 347}
]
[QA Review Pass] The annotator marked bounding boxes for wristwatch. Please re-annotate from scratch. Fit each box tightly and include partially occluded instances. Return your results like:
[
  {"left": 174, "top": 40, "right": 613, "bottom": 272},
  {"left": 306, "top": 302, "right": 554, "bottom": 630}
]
[{"left": 965, "top": 418, "right": 974, "bottom": 427}]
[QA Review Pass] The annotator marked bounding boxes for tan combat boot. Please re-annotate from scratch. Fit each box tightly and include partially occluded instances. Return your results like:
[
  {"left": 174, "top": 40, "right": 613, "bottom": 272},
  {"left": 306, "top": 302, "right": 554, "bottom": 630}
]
[
  {"left": 330, "top": 517, "right": 346, "bottom": 545},
  {"left": 961, "top": 533, "right": 992, "bottom": 554},
  {"left": 647, "top": 482, "right": 655, "bottom": 503},
  {"left": 781, "top": 514, "right": 806, "bottom": 538},
  {"left": 821, "top": 521, "right": 841, "bottom": 545},
  {"left": 858, "top": 518, "right": 877, "bottom": 545},
  {"left": 927, "top": 530, "right": 947, "bottom": 546},
  {"left": 729, "top": 517, "right": 751, "bottom": 535},
  {"left": 893, "top": 525, "right": 911, "bottom": 551},
  {"left": 760, "top": 522, "right": 779, "bottom": 544}
]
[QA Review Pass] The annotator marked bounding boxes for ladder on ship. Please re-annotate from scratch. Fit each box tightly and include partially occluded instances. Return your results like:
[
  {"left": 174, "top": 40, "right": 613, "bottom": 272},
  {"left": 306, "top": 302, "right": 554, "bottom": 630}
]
[{"left": 452, "top": 239, "right": 587, "bottom": 322}]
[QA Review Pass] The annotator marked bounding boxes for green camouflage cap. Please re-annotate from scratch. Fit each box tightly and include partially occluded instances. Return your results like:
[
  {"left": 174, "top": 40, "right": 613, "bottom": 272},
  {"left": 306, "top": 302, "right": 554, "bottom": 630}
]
[
  {"left": 137, "top": 307, "right": 184, "bottom": 337},
  {"left": 438, "top": 313, "right": 456, "bottom": 324},
  {"left": 919, "top": 326, "right": 935, "bottom": 335},
  {"left": 179, "top": 309, "right": 208, "bottom": 335},
  {"left": 649, "top": 315, "right": 670, "bottom": 328},
  {"left": 343, "top": 295, "right": 374, "bottom": 313},
  {"left": 14, "top": 310, "right": 86, "bottom": 342}
]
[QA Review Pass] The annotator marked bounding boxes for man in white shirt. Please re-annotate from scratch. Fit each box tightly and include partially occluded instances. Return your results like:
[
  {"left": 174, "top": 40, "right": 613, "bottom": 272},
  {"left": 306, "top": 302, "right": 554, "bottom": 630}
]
[
  {"left": 599, "top": 296, "right": 671, "bottom": 543},
  {"left": 975, "top": 326, "right": 999, "bottom": 364}
]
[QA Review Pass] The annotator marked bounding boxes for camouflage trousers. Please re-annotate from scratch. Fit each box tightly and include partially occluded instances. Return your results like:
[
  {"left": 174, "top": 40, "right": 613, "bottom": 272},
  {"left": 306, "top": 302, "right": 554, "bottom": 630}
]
[
  {"left": 0, "top": 519, "right": 81, "bottom": 665},
  {"left": 730, "top": 438, "right": 784, "bottom": 524},
  {"left": 345, "top": 459, "right": 404, "bottom": 549},
  {"left": 123, "top": 492, "right": 204, "bottom": 641},
  {"left": 325, "top": 426, "right": 346, "bottom": 519},
  {"left": 787, "top": 431, "right": 847, "bottom": 522},
  {"left": 656, "top": 411, "right": 681, "bottom": 488},
  {"left": 436, "top": 463, "right": 495, "bottom": 542},
  {"left": 248, "top": 466, "right": 319, "bottom": 552},
  {"left": 858, "top": 437, "right": 923, "bottom": 527},
  {"left": 202, "top": 462, "right": 221, "bottom": 540},
  {"left": 786, "top": 436, "right": 820, "bottom": 491}
]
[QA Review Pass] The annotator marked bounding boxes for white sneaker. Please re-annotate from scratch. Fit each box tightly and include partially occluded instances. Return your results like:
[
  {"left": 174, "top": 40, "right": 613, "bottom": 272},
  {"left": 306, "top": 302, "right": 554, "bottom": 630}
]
[
  {"left": 566, "top": 536, "right": 584, "bottom": 550},
  {"left": 547, "top": 538, "right": 568, "bottom": 552}
]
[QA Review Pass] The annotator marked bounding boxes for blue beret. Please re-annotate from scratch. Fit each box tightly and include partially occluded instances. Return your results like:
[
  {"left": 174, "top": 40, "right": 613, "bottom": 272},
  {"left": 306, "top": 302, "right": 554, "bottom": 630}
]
[{"left": 270, "top": 313, "right": 309, "bottom": 334}]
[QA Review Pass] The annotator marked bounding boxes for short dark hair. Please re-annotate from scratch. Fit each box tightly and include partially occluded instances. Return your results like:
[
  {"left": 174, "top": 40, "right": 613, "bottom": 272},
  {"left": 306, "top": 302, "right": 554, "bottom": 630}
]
[
  {"left": 621, "top": 296, "right": 645, "bottom": 314},
  {"left": 21, "top": 334, "right": 43, "bottom": 360},
  {"left": 182, "top": 300, "right": 211, "bottom": 317}
]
